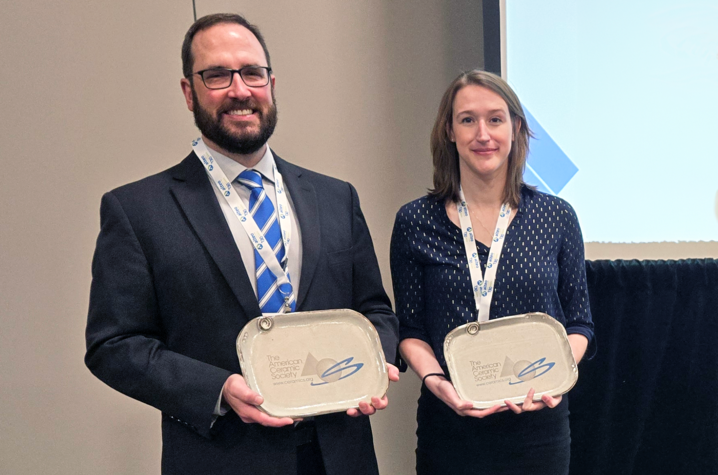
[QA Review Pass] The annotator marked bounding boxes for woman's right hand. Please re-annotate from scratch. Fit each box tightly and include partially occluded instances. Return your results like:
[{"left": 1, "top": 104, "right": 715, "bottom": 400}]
[
  {"left": 400, "top": 338, "right": 508, "bottom": 418},
  {"left": 424, "top": 374, "right": 507, "bottom": 418}
]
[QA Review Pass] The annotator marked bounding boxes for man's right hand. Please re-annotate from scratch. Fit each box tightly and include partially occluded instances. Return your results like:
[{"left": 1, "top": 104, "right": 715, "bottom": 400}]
[{"left": 222, "top": 374, "right": 296, "bottom": 427}]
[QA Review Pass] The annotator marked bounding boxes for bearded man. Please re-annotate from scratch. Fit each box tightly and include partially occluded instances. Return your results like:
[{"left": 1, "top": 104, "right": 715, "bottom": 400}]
[{"left": 85, "top": 13, "right": 399, "bottom": 475}]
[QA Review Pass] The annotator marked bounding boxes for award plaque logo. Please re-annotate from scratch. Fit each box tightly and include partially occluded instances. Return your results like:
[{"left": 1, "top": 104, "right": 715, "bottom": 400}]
[
  {"left": 266, "top": 352, "right": 364, "bottom": 387},
  {"left": 469, "top": 356, "right": 555, "bottom": 387},
  {"left": 302, "top": 353, "right": 364, "bottom": 386},
  {"left": 502, "top": 356, "right": 555, "bottom": 385}
]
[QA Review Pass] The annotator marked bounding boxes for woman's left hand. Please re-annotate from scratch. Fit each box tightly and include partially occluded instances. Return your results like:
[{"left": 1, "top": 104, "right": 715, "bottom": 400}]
[{"left": 504, "top": 388, "right": 561, "bottom": 414}]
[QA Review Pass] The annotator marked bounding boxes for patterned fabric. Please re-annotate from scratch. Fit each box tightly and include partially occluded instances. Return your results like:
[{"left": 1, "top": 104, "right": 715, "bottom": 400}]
[
  {"left": 237, "top": 169, "right": 295, "bottom": 313},
  {"left": 390, "top": 186, "right": 594, "bottom": 367}
]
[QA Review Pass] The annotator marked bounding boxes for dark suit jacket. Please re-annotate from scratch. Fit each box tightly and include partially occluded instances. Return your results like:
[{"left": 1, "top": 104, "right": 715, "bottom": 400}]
[{"left": 85, "top": 151, "right": 399, "bottom": 475}]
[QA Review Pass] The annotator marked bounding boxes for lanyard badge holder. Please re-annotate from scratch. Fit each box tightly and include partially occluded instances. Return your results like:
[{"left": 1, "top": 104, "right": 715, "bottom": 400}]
[
  {"left": 193, "top": 137, "right": 295, "bottom": 313},
  {"left": 442, "top": 187, "right": 578, "bottom": 408},
  {"left": 193, "top": 138, "right": 389, "bottom": 417}
]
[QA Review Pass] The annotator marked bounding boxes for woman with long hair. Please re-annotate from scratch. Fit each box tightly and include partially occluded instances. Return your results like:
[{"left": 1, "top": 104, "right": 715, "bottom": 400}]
[{"left": 390, "top": 70, "right": 595, "bottom": 474}]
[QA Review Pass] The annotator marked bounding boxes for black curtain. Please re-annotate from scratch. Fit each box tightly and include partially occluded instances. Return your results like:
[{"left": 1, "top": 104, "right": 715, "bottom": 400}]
[{"left": 570, "top": 259, "right": 718, "bottom": 474}]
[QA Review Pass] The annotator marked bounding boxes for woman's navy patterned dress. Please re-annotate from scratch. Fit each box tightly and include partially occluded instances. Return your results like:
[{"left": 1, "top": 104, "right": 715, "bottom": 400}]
[{"left": 390, "top": 187, "right": 595, "bottom": 475}]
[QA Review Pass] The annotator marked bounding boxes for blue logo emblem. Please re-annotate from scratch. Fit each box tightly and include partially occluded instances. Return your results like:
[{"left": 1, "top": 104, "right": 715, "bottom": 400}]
[
  {"left": 504, "top": 357, "right": 555, "bottom": 385},
  {"left": 301, "top": 354, "right": 364, "bottom": 386}
]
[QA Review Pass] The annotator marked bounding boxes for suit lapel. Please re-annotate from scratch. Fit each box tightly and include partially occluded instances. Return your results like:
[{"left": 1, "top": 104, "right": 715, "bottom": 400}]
[
  {"left": 275, "top": 155, "right": 320, "bottom": 309},
  {"left": 170, "top": 153, "right": 262, "bottom": 319}
]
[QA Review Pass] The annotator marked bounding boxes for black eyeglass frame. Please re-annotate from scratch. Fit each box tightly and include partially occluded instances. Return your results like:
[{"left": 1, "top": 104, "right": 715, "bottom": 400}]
[{"left": 189, "top": 66, "right": 273, "bottom": 90}]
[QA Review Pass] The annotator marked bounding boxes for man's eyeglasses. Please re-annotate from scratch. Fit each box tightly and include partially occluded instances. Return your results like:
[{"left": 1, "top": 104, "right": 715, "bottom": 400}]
[{"left": 190, "top": 66, "right": 272, "bottom": 90}]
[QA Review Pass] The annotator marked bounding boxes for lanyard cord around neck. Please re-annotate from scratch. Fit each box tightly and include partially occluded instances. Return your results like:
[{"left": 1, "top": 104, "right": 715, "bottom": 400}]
[
  {"left": 456, "top": 186, "right": 512, "bottom": 323},
  {"left": 192, "top": 137, "right": 295, "bottom": 312}
]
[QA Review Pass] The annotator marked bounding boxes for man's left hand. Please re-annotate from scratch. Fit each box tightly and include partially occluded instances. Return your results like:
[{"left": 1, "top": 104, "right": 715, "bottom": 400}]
[{"left": 346, "top": 363, "right": 400, "bottom": 417}]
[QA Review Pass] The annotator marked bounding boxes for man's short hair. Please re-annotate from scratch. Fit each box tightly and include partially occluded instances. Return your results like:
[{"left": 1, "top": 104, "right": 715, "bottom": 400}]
[{"left": 181, "top": 13, "right": 272, "bottom": 79}]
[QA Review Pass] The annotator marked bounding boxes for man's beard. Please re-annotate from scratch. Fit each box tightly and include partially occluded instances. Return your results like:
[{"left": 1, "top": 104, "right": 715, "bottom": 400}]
[{"left": 192, "top": 88, "right": 278, "bottom": 155}]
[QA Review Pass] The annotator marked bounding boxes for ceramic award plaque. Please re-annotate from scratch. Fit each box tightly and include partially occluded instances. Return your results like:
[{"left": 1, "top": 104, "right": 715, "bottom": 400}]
[
  {"left": 237, "top": 309, "right": 388, "bottom": 418},
  {"left": 443, "top": 313, "right": 578, "bottom": 409}
]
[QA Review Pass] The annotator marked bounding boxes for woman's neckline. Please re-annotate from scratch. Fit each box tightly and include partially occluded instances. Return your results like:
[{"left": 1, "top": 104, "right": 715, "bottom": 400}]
[{"left": 438, "top": 194, "right": 522, "bottom": 249}]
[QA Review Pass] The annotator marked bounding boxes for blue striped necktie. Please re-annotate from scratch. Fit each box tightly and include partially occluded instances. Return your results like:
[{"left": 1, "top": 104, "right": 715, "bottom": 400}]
[{"left": 237, "top": 169, "right": 295, "bottom": 313}]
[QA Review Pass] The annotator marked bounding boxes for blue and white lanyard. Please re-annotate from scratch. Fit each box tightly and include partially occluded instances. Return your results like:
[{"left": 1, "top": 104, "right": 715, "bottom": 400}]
[
  {"left": 456, "top": 186, "right": 512, "bottom": 323},
  {"left": 192, "top": 137, "right": 295, "bottom": 313}
]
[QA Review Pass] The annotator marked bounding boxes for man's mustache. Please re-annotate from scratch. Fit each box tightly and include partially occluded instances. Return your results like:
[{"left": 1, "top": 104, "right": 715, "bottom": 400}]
[{"left": 218, "top": 100, "right": 261, "bottom": 115}]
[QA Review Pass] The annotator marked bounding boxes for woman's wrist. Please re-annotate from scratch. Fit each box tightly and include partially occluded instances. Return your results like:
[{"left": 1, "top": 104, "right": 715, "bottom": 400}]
[{"left": 421, "top": 372, "right": 447, "bottom": 385}]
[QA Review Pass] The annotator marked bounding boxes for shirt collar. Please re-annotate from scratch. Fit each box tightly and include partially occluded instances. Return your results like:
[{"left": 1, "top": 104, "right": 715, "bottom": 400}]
[{"left": 206, "top": 144, "right": 276, "bottom": 183}]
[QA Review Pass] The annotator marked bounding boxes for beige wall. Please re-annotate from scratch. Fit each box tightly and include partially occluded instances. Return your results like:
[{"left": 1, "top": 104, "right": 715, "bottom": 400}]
[
  {"left": 0, "top": 1, "right": 482, "bottom": 474},
  {"left": 1, "top": 1, "right": 715, "bottom": 474}
]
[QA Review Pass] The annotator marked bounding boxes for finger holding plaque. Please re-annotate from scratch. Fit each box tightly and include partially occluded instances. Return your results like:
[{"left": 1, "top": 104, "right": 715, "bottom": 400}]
[
  {"left": 236, "top": 309, "right": 389, "bottom": 418},
  {"left": 443, "top": 312, "right": 578, "bottom": 409}
]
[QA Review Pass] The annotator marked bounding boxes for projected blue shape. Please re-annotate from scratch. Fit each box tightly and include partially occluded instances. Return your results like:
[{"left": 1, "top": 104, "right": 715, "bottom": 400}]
[
  {"left": 522, "top": 107, "right": 578, "bottom": 194},
  {"left": 522, "top": 165, "right": 550, "bottom": 194}
]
